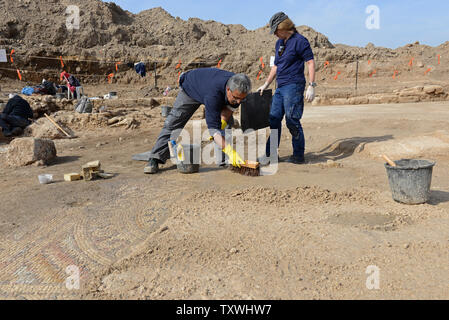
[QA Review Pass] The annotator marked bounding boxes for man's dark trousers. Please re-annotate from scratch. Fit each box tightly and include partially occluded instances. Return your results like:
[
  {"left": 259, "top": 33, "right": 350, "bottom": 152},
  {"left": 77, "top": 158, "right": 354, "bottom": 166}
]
[{"left": 148, "top": 89, "right": 202, "bottom": 163}]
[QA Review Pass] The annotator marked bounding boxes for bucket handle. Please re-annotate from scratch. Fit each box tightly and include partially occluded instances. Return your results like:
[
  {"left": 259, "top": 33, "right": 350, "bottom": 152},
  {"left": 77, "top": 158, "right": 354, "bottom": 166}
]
[{"left": 382, "top": 154, "right": 396, "bottom": 167}]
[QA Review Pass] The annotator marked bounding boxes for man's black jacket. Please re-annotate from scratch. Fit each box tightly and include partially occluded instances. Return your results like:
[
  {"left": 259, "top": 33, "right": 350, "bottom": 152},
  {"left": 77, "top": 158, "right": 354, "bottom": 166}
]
[{"left": 2, "top": 95, "right": 33, "bottom": 119}]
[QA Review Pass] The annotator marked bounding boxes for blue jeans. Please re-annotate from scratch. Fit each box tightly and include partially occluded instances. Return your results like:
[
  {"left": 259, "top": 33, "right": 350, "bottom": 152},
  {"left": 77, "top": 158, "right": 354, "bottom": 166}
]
[{"left": 265, "top": 83, "right": 305, "bottom": 158}]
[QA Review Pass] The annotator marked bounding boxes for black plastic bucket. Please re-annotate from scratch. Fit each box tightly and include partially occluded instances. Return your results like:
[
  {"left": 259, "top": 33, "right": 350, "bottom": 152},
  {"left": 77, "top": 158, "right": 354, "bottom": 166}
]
[
  {"left": 240, "top": 89, "right": 272, "bottom": 131},
  {"left": 385, "top": 159, "right": 435, "bottom": 204},
  {"left": 176, "top": 144, "right": 200, "bottom": 174},
  {"left": 161, "top": 106, "right": 172, "bottom": 117}
]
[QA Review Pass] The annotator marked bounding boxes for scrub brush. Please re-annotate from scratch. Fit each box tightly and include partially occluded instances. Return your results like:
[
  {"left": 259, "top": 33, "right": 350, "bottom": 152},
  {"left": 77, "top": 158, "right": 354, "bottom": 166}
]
[{"left": 230, "top": 161, "right": 260, "bottom": 177}]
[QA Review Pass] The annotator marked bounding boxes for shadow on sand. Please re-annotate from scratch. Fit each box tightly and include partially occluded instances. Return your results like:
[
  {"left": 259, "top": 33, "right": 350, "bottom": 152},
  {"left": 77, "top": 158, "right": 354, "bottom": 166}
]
[{"left": 304, "top": 135, "right": 394, "bottom": 164}]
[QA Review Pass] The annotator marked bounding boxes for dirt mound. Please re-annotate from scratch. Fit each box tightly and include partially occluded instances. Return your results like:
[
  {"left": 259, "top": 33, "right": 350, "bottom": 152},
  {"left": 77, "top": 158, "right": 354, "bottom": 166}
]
[
  {"left": 24, "top": 117, "right": 66, "bottom": 139},
  {"left": 197, "top": 186, "right": 377, "bottom": 206},
  {"left": 2, "top": 0, "right": 448, "bottom": 88}
]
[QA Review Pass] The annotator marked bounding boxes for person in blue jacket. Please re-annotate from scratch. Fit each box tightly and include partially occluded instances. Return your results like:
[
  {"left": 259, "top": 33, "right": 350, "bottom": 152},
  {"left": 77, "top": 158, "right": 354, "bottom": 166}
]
[
  {"left": 144, "top": 68, "right": 252, "bottom": 174},
  {"left": 257, "top": 12, "right": 316, "bottom": 164},
  {"left": 0, "top": 94, "right": 33, "bottom": 137}
]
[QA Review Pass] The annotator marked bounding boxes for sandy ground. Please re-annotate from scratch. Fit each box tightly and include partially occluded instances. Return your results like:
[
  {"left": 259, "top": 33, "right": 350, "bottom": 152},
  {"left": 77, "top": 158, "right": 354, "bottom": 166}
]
[{"left": 1, "top": 100, "right": 449, "bottom": 300}]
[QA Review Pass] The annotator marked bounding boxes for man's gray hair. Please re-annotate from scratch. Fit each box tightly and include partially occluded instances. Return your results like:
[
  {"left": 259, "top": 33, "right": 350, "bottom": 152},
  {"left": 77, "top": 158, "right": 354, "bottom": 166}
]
[{"left": 226, "top": 73, "right": 252, "bottom": 93}]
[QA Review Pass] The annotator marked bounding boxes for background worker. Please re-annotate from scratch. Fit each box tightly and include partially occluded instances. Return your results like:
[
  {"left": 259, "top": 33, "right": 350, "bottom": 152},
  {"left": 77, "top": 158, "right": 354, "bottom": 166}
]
[
  {"left": 144, "top": 68, "right": 252, "bottom": 174},
  {"left": 257, "top": 12, "right": 316, "bottom": 164},
  {"left": 0, "top": 94, "right": 33, "bottom": 137}
]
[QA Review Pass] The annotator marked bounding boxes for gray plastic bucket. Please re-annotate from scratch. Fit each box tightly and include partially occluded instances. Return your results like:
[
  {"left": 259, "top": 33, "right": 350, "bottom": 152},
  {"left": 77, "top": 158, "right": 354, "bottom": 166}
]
[
  {"left": 385, "top": 159, "right": 435, "bottom": 204},
  {"left": 176, "top": 144, "right": 200, "bottom": 174},
  {"left": 161, "top": 106, "right": 172, "bottom": 117}
]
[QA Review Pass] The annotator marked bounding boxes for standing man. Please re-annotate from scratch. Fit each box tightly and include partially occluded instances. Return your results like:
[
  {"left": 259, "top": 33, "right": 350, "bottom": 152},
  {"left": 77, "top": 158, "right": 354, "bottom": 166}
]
[
  {"left": 258, "top": 12, "right": 316, "bottom": 164},
  {"left": 144, "top": 68, "right": 252, "bottom": 174},
  {"left": 0, "top": 94, "right": 33, "bottom": 137}
]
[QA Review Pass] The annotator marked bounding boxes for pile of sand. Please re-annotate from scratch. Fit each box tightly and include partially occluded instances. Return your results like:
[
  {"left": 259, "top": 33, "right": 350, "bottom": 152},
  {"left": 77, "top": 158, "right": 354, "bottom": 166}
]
[{"left": 1, "top": 0, "right": 448, "bottom": 86}]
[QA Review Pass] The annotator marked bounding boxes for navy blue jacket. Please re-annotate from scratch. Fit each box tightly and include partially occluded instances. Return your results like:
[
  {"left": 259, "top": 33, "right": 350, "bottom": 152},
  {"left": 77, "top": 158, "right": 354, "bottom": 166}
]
[
  {"left": 180, "top": 68, "right": 235, "bottom": 132},
  {"left": 274, "top": 32, "right": 314, "bottom": 87},
  {"left": 3, "top": 95, "right": 33, "bottom": 119}
]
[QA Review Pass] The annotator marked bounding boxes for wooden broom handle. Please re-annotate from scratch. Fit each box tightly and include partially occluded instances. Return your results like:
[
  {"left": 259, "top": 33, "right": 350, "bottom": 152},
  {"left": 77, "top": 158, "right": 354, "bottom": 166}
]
[
  {"left": 382, "top": 154, "right": 396, "bottom": 167},
  {"left": 44, "top": 113, "right": 71, "bottom": 138}
]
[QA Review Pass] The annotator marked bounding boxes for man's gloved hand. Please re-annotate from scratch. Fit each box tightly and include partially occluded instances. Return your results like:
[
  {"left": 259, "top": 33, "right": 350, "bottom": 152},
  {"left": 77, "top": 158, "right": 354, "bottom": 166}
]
[
  {"left": 222, "top": 144, "right": 245, "bottom": 167},
  {"left": 208, "top": 119, "right": 229, "bottom": 141},
  {"left": 221, "top": 119, "right": 228, "bottom": 130},
  {"left": 257, "top": 82, "right": 269, "bottom": 96},
  {"left": 305, "top": 85, "right": 315, "bottom": 102}
]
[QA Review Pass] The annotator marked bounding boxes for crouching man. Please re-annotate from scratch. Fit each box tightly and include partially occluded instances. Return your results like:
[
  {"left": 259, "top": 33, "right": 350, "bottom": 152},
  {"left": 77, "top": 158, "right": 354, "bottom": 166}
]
[
  {"left": 0, "top": 94, "right": 33, "bottom": 137},
  {"left": 144, "top": 68, "right": 251, "bottom": 174}
]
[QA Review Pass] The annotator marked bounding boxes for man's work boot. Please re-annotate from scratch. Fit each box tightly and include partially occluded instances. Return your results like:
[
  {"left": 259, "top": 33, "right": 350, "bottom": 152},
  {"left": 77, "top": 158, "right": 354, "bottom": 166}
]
[
  {"left": 286, "top": 155, "right": 305, "bottom": 164},
  {"left": 144, "top": 158, "right": 160, "bottom": 174}
]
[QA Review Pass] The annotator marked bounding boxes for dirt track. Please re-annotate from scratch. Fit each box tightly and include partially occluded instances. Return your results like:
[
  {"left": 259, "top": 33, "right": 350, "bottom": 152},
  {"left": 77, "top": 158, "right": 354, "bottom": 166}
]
[{"left": 1, "top": 100, "right": 449, "bottom": 299}]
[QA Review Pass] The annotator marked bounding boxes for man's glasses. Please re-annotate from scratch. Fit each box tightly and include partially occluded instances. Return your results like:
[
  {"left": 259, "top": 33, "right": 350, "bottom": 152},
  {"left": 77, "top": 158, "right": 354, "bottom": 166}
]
[
  {"left": 278, "top": 45, "right": 285, "bottom": 57},
  {"left": 228, "top": 89, "right": 246, "bottom": 104}
]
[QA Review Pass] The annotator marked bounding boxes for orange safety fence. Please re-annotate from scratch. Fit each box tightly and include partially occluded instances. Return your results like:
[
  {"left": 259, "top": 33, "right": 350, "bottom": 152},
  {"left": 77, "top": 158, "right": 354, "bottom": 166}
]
[
  {"left": 334, "top": 71, "right": 341, "bottom": 80},
  {"left": 392, "top": 70, "right": 399, "bottom": 79},
  {"left": 256, "top": 57, "right": 265, "bottom": 80},
  {"left": 1, "top": 51, "right": 446, "bottom": 87},
  {"left": 0, "top": 66, "right": 125, "bottom": 79},
  {"left": 107, "top": 73, "right": 114, "bottom": 83}
]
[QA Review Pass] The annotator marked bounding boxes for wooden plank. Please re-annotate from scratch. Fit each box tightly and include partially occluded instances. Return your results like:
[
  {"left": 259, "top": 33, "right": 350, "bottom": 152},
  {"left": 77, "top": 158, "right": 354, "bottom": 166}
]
[
  {"left": 242, "top": 161, "right": 259, "bottom": 169},
  {"left": 64, "top": 173, "right": 81, "bottom": 181}
]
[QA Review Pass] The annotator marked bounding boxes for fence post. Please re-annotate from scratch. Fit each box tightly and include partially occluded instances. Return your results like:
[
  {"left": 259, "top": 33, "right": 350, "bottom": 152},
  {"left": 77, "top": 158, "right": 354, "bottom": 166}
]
[
  {"left": 154, "top": 62, "right": 157, "bottom": 88},
  {"left": 355, "top": 58, "right": 359, "bottom": 94}
]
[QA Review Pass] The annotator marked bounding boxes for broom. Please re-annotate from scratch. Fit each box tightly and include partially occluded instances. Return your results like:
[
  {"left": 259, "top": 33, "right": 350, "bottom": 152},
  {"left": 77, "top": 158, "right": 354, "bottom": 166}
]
[{"left": 230, "top": 160, "right": 260, "bottom": 177}]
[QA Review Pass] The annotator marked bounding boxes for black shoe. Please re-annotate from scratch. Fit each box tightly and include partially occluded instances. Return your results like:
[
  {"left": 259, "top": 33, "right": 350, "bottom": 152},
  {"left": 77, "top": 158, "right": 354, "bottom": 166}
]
[
  {"left": 11, "top": 127, "right": 23, "bottom": 136},
  {"left": 286, "top": 155, "right": 305, "bottom": 164},
  {"left": 144, "top": 158, "right": 159, "bottom": 174}
]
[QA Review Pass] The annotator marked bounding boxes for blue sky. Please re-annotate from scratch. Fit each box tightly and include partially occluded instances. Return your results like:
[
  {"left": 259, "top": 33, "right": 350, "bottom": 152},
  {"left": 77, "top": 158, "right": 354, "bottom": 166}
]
[{"left": 107, "top": 0, "right": 449, "bottom": 49}]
